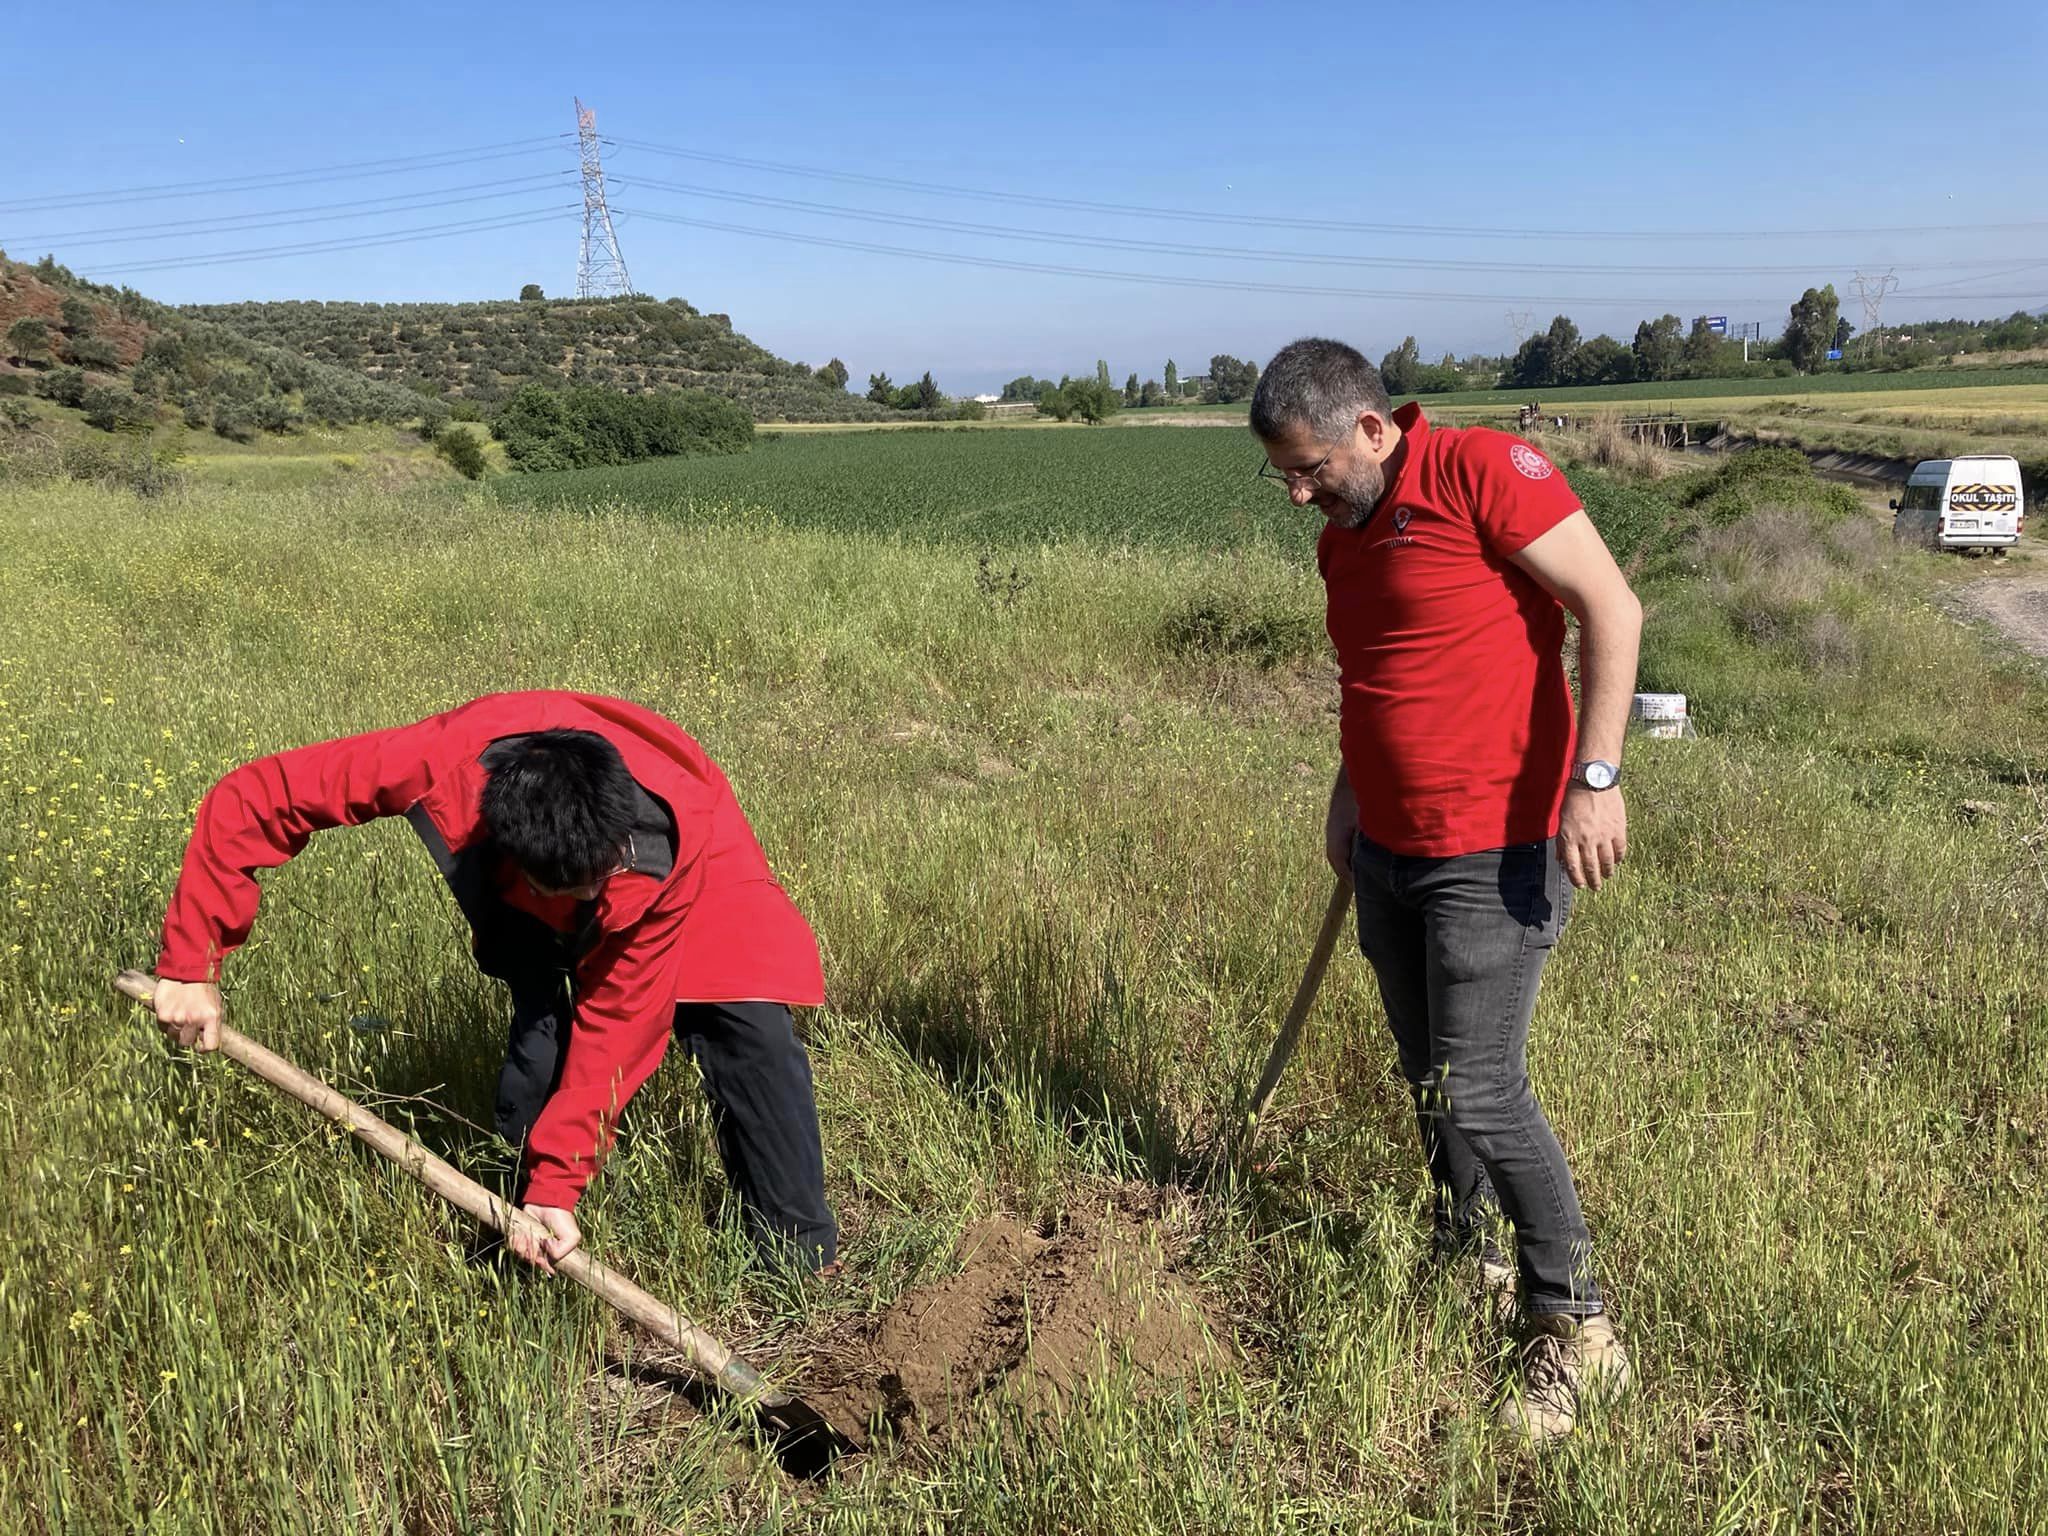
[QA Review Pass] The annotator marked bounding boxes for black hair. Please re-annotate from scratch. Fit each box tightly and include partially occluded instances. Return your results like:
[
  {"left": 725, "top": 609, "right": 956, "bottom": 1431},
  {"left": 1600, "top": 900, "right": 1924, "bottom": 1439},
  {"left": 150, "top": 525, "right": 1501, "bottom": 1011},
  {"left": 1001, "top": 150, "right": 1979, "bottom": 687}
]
[{"left": 478, "top": 729, "right": 638, "bottom": 890}]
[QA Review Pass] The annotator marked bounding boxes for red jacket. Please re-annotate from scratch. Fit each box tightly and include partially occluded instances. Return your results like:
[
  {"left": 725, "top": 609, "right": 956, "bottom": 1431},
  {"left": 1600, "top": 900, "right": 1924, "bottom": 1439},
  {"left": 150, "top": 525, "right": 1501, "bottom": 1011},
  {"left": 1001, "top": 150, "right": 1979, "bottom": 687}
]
[{"left": 158, "top": 691, "right": 825, "bottom": 1208}]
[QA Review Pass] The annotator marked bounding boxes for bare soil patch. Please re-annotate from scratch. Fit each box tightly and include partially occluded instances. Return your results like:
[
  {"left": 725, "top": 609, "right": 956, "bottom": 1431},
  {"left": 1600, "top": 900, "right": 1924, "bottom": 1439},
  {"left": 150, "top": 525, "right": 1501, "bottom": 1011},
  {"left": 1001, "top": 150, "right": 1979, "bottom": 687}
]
[
  {"left": 807, "top": 1201, "right": 1233, "bottom": 1450},
  {"left": 1948, "top": 561, "right": 2048, "bottom": 662}
]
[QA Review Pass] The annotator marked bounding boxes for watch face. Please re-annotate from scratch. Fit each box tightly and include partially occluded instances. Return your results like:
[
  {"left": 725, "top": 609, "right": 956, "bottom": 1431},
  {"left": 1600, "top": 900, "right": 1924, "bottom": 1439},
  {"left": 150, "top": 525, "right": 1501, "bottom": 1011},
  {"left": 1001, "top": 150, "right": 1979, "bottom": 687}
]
[{"left": 1581, "top": 761, "right": 1617, "bottom": 790}]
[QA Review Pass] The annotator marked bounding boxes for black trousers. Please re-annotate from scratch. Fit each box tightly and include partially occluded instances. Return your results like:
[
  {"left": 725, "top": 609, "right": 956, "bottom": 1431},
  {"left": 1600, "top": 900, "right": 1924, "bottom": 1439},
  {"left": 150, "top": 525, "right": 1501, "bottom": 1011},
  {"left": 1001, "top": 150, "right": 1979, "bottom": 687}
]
[{"left": 495, "top": 975, "right": 838, "bottom": 1272}]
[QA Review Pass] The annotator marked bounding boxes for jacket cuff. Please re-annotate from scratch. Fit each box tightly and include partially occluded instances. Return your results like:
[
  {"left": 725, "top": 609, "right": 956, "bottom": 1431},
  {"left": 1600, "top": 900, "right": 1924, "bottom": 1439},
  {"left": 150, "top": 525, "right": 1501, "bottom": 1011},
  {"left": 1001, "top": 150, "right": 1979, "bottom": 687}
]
[
  {"left": 155, "top": 947, "right": 222, "bottom": 984},
  {"left": 517, "top": 1168, "right": 588, "bottom": 1210}
]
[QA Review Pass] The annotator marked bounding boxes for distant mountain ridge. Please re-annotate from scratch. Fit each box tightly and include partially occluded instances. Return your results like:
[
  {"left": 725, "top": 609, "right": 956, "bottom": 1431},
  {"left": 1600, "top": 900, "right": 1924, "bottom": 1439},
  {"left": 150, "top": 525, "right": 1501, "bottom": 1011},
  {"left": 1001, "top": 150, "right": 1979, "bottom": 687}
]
[{"left": 180, "top": 294, "right": 888, "bottom": 423}]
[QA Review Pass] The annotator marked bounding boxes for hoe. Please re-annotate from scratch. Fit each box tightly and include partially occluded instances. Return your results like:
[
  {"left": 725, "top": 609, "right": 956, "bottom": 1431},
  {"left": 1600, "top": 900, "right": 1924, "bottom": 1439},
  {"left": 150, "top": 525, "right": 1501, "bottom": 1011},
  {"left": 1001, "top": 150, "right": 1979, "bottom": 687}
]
[
  {"left": 113, "top": 969, "right": 858, "bottom": 1473},
  {"left": 1241, "top": 874, "right": 1353, "bottom": 1160}
]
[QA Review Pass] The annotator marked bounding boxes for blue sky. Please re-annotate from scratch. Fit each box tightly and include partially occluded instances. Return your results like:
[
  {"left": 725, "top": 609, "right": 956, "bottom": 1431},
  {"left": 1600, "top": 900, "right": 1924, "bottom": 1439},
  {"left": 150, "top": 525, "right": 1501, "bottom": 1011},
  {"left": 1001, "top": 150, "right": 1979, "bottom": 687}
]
[{"left": 5, "top": 0, "right": 2044, "bottom": 394}]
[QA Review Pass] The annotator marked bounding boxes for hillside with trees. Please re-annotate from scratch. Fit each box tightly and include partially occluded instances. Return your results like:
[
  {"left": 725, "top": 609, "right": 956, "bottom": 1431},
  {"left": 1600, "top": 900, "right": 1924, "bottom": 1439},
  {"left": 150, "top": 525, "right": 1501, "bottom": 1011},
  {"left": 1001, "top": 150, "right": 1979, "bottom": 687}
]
[
  {"left": 1, "top": 253, "right": 425, "bottom": 439},
  {"left": 181, "top": 293, "right": 892, "bottom": 424}
]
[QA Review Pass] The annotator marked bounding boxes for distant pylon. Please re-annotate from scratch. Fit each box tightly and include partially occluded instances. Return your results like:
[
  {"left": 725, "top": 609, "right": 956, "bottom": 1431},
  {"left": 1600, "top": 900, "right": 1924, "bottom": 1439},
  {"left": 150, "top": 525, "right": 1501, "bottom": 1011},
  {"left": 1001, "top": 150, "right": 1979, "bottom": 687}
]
[
  {"left": 1850, "top": 269, "right": 1898, "bottom": 352},
  {"left": 1505, "top": 310, "right": 1534, "bottom": 347},
  {"left": 574, "top": 98, "right": 632, "bottom": 300}
]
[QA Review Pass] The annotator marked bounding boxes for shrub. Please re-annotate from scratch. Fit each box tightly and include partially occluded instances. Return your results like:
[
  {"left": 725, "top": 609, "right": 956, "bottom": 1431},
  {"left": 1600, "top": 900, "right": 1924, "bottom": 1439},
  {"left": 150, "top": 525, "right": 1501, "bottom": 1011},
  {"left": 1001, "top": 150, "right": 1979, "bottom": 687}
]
[
  {"left": 38, "top": 366, "right": 88, "bottom": 408},
  {"left": 490, "top": 385, "right": 581, "bottom": 471},
  {"left": 0, "top": 431, "right": 61, "bottom": 482},
  {"left": 1687, "top": 508, "right": 1876, "bottom": 674},
  {"left": 65, "top": 336, "right": 121, "bottom": 371},
  {"left": 435, "top": 426, "right": 487, "bottom": 480},
  {"left": 212, "top": 402, "right": 257, "bottom": 442},
  {"left": 129, "top": 360, "right": 174, "bottom": 400},
  {"left": 1160, "top": 562, "right": 1322, "bottom": 668},
  {"left": 1, "top": 398, "right": 36, "bottom": 430},
  {"left": 80, "top": 385, "right": 153, "bottom": 433},
  {"left": 56, "top": 438, "right": 181, "bottom": 496},
  {"left": 5, "top": 316, "right": 52, "bottom": 365},
  {"left": 490, "top": 382, "right": 753, "bottom": 472},
  {"left": 251, "top": 397, "right": 300, "bottom": 434},
  {"left": 1673, "top": 447, "right": 1862, "bottom": 528}
]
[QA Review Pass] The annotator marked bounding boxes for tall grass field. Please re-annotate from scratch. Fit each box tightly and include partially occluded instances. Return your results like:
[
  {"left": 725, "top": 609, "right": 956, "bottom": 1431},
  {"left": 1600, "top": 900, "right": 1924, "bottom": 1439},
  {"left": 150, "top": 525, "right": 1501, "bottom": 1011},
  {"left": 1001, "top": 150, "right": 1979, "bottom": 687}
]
[{"left": 2, "top": 435, "right": 2044, "bottom": 1532}]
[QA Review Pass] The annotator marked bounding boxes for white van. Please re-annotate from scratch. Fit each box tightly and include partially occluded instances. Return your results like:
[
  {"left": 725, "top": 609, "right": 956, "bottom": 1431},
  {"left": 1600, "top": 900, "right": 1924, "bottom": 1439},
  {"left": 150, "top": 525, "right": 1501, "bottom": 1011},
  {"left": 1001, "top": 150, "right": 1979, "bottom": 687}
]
[{"left": 1890, "top": 456, "right": 2025, "bottom": 553}]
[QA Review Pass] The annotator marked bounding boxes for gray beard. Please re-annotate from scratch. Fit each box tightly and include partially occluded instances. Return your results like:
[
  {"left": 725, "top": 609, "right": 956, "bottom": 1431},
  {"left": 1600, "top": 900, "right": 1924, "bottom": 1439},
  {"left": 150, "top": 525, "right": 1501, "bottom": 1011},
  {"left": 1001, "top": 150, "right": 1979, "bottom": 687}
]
[{"left": 1325, "top": 459, "right": 1387, "bottom": 530}]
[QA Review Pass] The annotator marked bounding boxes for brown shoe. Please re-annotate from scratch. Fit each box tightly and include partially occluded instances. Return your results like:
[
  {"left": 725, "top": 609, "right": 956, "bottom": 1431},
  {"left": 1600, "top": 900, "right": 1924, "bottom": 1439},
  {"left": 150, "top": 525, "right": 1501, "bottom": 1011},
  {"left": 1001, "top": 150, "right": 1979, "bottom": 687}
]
[{"left": 1495, "top": 1311, "right": 1632, "bottom": 1442}]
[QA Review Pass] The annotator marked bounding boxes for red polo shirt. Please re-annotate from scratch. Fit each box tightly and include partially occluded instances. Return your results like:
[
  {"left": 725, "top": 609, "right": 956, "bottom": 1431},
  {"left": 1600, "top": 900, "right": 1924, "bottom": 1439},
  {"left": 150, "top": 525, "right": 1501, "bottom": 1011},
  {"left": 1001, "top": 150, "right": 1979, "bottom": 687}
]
[{"left": 1317, "top": 404, "right": 1582, "bottom": 857}]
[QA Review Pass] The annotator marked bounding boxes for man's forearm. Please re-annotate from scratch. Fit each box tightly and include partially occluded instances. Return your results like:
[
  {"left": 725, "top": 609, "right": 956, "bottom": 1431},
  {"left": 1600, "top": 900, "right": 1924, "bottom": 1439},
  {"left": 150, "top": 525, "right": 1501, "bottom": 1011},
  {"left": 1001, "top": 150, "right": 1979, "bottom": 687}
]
[{"left": 1574, "top": 596, "right": 1643, "bottom": 763}]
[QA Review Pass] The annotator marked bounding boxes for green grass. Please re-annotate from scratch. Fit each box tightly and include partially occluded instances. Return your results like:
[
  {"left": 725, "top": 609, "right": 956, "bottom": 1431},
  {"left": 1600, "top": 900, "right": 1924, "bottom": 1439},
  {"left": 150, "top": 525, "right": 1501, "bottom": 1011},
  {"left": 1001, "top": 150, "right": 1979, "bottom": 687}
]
[
  {"left": 0, "top": 401, "right": 481, "bottom": 489},
  {"left": 2, "top": 453, "right": 2046, "bottom": 1531},
  {"left": 492, "top": 424, "right": 1310, "bottom": 553}
]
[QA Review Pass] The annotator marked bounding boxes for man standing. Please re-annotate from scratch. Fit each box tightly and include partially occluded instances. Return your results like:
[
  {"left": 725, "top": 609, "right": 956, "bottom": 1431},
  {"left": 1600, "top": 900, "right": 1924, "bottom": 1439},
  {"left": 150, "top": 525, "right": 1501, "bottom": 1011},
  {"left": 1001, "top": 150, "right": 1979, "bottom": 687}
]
[
  {"left": 150, "top": 690, "right": 838, "bottom": 1277},
  {"left": 1250, "top": 340, "right": 1642, "bottom": 1441}
]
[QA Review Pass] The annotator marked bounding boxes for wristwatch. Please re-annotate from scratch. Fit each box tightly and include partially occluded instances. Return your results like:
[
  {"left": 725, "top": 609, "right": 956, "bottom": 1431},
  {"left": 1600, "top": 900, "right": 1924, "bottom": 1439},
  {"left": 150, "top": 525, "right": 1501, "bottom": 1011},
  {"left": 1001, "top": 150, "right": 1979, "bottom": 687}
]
[{"left": 1570, "top": 759, "right": 1621, "bottom": 791}]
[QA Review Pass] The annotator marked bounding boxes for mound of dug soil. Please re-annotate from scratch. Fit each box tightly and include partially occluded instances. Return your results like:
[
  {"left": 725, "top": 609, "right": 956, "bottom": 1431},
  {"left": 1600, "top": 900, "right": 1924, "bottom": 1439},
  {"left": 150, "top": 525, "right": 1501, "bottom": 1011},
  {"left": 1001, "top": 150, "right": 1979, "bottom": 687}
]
[{"left": 815, "top": 1205, "right": 1231, "bottom": 1447}]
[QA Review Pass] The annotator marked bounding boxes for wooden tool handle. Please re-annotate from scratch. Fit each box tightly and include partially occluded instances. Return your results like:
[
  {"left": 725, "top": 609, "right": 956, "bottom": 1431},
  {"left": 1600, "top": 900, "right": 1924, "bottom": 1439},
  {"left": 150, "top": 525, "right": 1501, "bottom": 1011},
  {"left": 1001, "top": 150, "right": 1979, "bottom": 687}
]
[
  {"left": 114, "top": 970, "right": 778, "bottom": 1405},
  {"left": 1245, "top": 875, "right": 1353, "bottom": 1131}
]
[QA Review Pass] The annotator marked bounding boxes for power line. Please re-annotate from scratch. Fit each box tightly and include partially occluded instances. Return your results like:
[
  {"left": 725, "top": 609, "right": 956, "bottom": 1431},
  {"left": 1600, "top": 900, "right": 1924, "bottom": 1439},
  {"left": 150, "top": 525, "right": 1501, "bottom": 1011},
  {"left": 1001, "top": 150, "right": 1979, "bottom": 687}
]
[
  {"left": 611, "top": 205, "right": 1798, "bottom": 307},
  {"left": 4, "top": 175, "right": 577, "bottom": 250},
  {"left": 0, "top": 138, "right": 572, "bottom": 215},
  {"left": 615, "top": 173, "right": 2041, "bottom": 280},
  {"left": 71, "top": 207, "right": 579, "bottom": 278},
  {"left": 613, "top": 137, "right": 2048, "bottom": 244},
  {"left": 1901, "top": 260, "right": 2048, "bottom": 296}
]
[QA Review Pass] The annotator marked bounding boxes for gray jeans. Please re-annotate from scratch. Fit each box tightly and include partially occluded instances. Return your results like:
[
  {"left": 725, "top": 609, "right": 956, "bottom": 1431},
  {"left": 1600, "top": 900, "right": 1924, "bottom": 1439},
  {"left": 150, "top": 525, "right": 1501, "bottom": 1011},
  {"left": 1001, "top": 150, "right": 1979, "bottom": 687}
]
[{"left": 1351, "top": 833, "right": 1602, "bottom": 1316}]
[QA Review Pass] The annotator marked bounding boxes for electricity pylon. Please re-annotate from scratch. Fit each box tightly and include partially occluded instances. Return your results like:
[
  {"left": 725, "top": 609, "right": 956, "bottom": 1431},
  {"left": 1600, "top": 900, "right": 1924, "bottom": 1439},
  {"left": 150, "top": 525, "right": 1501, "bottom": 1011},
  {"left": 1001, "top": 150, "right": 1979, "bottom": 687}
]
[{"left": 575, "top": 98, "right": 632, "bottom": 300}]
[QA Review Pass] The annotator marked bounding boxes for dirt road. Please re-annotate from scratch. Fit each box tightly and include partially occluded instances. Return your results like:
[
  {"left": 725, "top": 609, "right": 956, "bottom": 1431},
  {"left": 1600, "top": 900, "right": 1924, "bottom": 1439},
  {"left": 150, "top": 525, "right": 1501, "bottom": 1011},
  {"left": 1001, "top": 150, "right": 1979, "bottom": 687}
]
[{"left": 1950, "top": 556, "right": 2048, "bottom": 662}]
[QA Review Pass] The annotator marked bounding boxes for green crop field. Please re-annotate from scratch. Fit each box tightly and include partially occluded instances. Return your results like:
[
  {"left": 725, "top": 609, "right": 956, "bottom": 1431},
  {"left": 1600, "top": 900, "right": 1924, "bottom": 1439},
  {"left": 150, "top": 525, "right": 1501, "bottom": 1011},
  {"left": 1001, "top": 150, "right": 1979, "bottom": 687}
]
[
  {"left": 3, "top": 436, "right": 2046, "bottom": 1532},
  {"left": 1154, "top": 366, "right": 2048, "bottom": 416},
  {"left": 493, "top": 424, "right": 1311, "bottom": 552},
  {"left": 1385, "top": 365, "right": 2048, "bottom": 411}
]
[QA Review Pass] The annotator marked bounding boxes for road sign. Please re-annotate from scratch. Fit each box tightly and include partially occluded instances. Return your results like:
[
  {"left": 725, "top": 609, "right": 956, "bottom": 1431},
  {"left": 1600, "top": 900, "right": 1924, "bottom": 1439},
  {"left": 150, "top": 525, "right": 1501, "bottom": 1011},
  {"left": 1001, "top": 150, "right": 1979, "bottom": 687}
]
[
  {"left": 1706, "top": 316, "right": 1729, "bottom": 335},
  {"left": 1827, "top": 348, "right": 1843, "bottom": 361}
]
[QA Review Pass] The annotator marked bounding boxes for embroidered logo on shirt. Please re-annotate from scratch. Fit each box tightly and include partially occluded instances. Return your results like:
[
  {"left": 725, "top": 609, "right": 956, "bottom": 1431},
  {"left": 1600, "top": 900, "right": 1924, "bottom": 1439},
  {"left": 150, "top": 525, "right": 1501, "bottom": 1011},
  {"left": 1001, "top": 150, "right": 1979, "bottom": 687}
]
[
  {"left": 1372, "top": 506, "right": 1420, "bottom": 551},
  {"left": 1510, "top": 443, "right": 1555, "bottom": 480}
]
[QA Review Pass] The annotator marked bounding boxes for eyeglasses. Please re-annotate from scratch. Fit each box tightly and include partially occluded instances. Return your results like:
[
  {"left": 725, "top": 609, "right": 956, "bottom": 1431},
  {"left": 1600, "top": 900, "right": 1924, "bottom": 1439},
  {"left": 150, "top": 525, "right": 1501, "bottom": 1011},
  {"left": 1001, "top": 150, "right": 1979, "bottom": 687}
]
[{"left": 1254, "top": 429, "right": 1349, "bottom": 493}]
